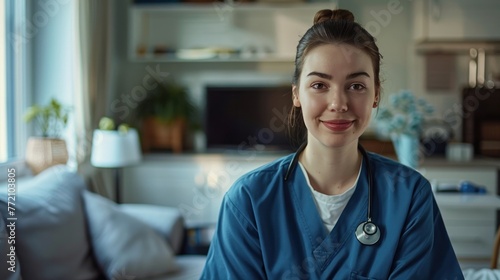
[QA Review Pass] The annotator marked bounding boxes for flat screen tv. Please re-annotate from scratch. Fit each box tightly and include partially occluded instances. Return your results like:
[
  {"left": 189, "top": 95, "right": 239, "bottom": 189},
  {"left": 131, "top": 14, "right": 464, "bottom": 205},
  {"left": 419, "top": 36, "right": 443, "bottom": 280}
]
[{"left": 205, "top": 85, "right": 294, "bottom": 152}]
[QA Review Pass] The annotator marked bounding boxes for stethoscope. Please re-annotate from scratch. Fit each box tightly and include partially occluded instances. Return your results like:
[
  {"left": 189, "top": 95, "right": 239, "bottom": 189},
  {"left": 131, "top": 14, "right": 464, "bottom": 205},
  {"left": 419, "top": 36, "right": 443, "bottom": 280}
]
[{"left": 284, "top": 142, "right": 381, "bottom": 246}]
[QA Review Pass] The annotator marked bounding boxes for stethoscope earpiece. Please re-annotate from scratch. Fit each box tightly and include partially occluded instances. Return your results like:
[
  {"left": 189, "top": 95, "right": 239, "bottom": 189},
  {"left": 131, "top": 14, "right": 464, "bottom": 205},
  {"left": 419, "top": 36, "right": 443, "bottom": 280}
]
[{"left": 355, "top": 221, "right": 380, "bottom": 246}]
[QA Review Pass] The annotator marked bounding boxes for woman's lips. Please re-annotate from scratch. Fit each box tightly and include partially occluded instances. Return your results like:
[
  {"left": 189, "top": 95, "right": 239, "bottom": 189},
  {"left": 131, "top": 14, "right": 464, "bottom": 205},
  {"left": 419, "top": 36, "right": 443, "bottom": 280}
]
[{"left": 322, "top": 120, "right": 354, "bottom": 131}]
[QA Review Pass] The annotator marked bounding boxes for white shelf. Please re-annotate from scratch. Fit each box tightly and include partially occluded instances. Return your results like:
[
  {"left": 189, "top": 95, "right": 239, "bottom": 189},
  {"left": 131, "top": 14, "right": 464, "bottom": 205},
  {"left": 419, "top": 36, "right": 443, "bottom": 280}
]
[
  {"left": 128, "top": 1, "right": 337, "bottom": 63},
  {"left": 130, "top": 53, "right": 295, "bottom": 63}
]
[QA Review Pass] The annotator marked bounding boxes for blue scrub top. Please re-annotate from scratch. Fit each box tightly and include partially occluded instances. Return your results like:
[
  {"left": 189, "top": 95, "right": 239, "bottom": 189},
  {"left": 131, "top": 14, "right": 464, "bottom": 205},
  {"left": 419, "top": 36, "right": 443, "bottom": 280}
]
[{"left": 201, "top": 152, "right": 464, "bottom": 280}]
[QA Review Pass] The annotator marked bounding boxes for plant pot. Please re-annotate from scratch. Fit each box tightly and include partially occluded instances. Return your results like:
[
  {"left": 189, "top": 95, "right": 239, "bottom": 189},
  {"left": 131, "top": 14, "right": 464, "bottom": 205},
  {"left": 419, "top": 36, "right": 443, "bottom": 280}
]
[
  {"left": 141, "top": 117, "right": 185, "bottom": 153},
  {"left": 25, "top": 137, "right": 69, "bottom": 175}
]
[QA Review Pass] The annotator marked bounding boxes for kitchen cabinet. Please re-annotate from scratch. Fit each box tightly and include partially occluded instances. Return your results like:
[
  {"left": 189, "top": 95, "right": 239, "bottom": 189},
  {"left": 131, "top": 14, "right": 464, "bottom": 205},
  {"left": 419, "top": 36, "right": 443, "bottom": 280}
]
[
  {"left": 128, "top": 2, "right": 336, "bottom": 63},
  {"left": 434, "top": 194, "right": 500, "bottom": 262},
  {"left": 421, "top": 164, "right": 500, "bottom": 263},
  {"left": 413, "top": 0, "right": 500, "bottom": 41}
]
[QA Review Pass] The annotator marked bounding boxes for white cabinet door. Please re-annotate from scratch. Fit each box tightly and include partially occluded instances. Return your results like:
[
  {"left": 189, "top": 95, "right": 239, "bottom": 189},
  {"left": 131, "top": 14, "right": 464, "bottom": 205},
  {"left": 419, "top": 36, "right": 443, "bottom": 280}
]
[{"left": 413, "top": 0, "right": 500, "bottom": 41}]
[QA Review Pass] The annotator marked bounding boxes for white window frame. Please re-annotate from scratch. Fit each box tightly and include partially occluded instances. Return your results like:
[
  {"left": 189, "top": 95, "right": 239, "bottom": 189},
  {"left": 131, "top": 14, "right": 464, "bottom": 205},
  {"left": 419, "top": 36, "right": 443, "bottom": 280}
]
[
  {"left": 0, "top": 0, "right": 30, "bottom": 181},
  {"left": 0, "top": 0, "right": 6, "bottom": 163}
]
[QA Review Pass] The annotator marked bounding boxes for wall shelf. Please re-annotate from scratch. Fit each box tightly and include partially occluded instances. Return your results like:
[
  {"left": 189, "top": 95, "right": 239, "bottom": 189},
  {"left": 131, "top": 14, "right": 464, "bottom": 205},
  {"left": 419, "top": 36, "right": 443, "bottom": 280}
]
[
  {"left": 130, "top": 53, "right": 296, "bottom": 63},
  {"left": 128, "top": 2, "right": 336, "bottom": 62}
]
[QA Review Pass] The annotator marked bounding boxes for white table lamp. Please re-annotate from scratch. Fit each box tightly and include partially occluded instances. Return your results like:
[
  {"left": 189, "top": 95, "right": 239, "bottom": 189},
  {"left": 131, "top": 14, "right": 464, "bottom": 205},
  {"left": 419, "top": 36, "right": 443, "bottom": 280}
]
[{"left": 91, "top": 128, "right": 142, "bottom": 203}]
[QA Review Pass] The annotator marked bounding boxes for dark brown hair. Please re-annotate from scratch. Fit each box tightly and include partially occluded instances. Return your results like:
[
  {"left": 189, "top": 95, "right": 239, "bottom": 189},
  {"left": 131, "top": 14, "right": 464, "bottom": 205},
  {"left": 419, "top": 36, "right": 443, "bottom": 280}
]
[{"left": 288, "top": 9, "right": 383, "bottom": 147}]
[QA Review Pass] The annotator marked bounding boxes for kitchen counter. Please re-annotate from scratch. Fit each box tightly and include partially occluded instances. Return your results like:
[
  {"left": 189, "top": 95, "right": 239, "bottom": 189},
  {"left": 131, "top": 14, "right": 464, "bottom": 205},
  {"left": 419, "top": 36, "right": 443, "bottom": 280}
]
[
  {"left": 419, "top": 156, "right": 500, "bottom": 168},
  {"left": 434, "top": 193, "right": 500, "bottom": 209}
]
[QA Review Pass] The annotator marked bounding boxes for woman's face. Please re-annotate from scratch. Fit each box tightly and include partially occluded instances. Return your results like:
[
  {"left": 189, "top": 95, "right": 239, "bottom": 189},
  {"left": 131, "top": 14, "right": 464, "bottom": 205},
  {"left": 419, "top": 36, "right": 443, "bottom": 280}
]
[{"left": 292, "top": 43, "right": 379, "bottom": 149}]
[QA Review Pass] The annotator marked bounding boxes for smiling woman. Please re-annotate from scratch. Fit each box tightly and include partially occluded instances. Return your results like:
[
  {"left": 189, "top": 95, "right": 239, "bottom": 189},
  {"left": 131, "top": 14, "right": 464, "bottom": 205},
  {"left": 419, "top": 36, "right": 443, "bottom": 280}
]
[{"left": 200, "top": 8, "right": 464, "bottom": 280}]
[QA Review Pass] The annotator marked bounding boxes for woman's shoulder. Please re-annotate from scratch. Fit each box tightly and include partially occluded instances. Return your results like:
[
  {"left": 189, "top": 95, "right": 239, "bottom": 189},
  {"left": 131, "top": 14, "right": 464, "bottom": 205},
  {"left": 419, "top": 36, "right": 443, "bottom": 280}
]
[
  {"left": 225, "top": 154, "right": 294, "bottom": 198},
  {"left": 368, "top": 152, "right": 419, "bottom": 173},
  {"left": 367, "top": 152, "right": 431, "bottom": 191}
]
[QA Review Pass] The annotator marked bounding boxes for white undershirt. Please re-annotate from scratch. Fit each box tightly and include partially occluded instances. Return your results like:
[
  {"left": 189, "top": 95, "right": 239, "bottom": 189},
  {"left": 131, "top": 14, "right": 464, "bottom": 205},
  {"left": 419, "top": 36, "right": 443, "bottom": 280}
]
[{"left": 298, "top": 160, "right": 363, "bottom": 232}]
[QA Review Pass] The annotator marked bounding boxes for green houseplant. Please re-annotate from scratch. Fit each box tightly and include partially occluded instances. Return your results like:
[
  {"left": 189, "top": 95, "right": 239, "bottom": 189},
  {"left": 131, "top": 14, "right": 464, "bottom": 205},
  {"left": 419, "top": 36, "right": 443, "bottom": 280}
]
[
  {"left": 24, "top": 98, "right": 70, "bottom": 137},
  {"left": 23, "top": 98, "right": 71, "bottom": 174},
  {"left": 136, "top": 82, "right": 198, "bottom": 153}
]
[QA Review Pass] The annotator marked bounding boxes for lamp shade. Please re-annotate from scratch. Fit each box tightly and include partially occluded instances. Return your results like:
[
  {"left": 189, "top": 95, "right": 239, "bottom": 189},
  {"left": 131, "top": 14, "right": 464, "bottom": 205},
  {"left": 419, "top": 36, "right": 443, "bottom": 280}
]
[{"left": 91, "top": 129, "right": 142, "bottom": 168}]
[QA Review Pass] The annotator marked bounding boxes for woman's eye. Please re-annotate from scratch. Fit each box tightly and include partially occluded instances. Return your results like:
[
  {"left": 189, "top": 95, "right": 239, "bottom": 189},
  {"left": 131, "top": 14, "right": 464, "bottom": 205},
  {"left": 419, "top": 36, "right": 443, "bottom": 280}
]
[
  {"left": 349, "top": 83, "right": 366, "bottom": 91},
  {"left": 311, "top": 83, "right": 327, "bottom": 90}
]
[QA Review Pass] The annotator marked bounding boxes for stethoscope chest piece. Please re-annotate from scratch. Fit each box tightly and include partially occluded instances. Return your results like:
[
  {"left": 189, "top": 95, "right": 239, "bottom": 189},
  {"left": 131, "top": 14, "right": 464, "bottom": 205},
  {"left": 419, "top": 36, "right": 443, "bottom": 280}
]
[{"left": 355, "top": 221, "right": 380, "bottom": 246}]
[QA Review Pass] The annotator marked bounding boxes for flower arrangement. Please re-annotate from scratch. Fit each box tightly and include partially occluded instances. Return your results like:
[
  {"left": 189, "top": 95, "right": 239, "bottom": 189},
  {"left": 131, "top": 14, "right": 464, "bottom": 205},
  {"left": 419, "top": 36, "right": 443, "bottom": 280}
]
[{"left": 375, "top": 90, "right": 434, "bottom": 137}]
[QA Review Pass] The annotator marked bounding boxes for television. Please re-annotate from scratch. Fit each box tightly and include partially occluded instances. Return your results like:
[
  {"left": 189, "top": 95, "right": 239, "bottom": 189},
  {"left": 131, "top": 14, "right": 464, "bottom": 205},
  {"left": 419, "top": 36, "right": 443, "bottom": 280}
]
[{"left": 205, "top": 85, "right": 294, "bottom": 152}]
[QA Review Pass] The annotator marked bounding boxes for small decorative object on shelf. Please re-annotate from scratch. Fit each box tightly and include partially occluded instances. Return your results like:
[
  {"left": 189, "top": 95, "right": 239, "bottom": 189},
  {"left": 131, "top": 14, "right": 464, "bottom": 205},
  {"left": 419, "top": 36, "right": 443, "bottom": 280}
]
[
  {"left": 23, "top": 98, "right": 71, "bottom": 175},
  {"left": 375, "top": 90, "right": 434, "bottom": 169}
]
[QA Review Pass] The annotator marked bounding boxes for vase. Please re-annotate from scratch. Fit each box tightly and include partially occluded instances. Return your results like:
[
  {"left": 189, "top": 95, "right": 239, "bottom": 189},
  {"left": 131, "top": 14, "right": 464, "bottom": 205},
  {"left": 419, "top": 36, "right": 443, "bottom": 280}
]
[
  {"left": 25, "top": 137, "right": 69, "bottom": 175},
  {"left": 140, "top": 117, "right": 185, "bottom": 153},
  {"left": 391, "top": 134, "right": 419, "bottom": 169}
]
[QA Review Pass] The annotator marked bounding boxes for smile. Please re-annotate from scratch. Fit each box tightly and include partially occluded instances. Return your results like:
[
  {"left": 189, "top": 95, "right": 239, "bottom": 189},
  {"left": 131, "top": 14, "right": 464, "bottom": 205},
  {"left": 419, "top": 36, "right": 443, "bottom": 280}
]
[{"left": 322, "top": 120, "right": 354, "bottom": 131}]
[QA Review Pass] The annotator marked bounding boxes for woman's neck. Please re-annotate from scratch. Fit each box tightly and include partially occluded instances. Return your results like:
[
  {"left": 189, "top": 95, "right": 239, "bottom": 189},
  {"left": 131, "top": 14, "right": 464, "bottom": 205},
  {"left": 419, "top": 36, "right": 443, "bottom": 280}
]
[{"left": 300, "top": 141, "right": 362, "bottom": 195}]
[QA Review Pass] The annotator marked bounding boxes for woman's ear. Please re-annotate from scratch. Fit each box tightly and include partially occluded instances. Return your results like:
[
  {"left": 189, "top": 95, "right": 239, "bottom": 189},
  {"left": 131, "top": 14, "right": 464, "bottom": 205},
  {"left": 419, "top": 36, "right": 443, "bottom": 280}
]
[
  {"left": 292, "top": 85, "right": 301, "bottom": 107},
  {"left": 372, "top": 90, "right": 380, "bottom": 108}
]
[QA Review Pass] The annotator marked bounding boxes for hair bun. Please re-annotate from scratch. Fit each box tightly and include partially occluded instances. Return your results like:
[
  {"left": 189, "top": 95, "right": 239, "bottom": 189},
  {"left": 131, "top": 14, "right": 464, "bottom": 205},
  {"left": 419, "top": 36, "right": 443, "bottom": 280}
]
[{"left": 313, "top": 9, "right": 355, "bottom": 25}]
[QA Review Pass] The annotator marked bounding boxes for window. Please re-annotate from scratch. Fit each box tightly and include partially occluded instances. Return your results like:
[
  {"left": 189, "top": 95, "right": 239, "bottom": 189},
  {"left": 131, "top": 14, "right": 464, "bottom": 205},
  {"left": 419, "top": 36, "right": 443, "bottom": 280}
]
[
  {"left": 0, "top": 0, "right": 6, "bottom": 162},
  {"left": 1, "top": 0, "right": 28, "bottom": 165}
]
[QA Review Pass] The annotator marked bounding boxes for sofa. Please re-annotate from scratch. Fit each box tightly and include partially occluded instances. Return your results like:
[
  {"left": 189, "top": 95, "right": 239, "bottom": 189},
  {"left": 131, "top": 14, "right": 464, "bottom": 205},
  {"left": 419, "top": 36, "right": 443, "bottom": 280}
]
[{"left": 0, "top": 165, "right": 206, "bottom": 280}]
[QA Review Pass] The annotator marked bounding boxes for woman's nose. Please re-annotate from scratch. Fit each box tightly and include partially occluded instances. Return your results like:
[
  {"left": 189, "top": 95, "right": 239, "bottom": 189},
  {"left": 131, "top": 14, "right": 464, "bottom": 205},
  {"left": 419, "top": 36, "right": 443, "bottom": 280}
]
[{"left": 327, "top": 90, "right": 348, "bottom": 112}]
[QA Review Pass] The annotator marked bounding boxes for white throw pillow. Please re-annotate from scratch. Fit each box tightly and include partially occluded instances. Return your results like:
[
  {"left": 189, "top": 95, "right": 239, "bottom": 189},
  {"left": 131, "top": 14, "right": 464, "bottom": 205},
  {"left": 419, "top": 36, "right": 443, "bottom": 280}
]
[{"left": 82, "top": 190, "right": 179, "bottom": 279}]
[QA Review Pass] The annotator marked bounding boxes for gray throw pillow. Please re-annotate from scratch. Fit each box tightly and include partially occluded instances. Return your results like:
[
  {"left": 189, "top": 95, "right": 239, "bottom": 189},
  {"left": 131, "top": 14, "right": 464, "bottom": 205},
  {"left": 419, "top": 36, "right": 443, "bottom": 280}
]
[
  {"left": 0, "top": 212, "right": 22, "bottom": 280},
  {"left": 0, "top": 165, "right": 101, "bottom": 280},
  {"left": 82, "top": 190, "right": 178, "bottom": 279}
]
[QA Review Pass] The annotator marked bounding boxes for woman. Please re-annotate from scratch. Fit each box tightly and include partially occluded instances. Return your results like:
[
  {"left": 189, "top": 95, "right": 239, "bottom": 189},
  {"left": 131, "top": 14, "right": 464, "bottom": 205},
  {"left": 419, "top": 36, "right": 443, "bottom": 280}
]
[{"left": 201, "top": 9, "right": 464, "bottom": 280}]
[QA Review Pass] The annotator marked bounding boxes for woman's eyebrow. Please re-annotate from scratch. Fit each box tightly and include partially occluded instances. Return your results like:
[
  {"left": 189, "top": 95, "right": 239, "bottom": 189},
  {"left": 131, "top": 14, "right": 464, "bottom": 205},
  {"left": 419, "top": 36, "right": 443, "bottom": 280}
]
[
  {"left": 306, "top": 71, "right": 371, "bottom": 80},
  {"left": 346, "top": 71, "right": 371, "bottom": 79},
  {"left": 306, "top": 71, "right": 332, "bottom": 80}
]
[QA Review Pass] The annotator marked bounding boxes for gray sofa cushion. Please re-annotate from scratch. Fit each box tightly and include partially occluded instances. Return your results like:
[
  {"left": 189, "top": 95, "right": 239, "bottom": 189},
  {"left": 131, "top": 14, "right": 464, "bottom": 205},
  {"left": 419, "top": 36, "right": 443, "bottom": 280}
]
[
  {"left": 119, "top": 204, "right": 185, "bottom": 254},
  {"left": 83, "top": 190, "right": 178, "bottom": 279},
  {"left": 0, "top": 165, "right": 100, "bottom": 280},
  {"left": 0, "top": 211, "right": 22, "bottom": 280}
]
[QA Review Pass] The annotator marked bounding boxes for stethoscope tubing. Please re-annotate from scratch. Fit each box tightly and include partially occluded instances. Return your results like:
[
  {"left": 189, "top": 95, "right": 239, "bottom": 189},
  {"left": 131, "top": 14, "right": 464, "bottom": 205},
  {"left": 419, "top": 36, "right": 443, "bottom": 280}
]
[{"left": 284, "top": 142, "right": 379, "bottom": 245}]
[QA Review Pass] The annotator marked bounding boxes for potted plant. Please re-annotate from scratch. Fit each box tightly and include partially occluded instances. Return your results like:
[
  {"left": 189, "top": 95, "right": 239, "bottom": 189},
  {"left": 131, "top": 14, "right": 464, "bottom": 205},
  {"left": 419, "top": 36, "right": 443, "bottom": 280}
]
[
  {"left": 136, "top": 81, "right": 198, "bottom": 153},
  {"left": 23, "top": 98, "right": 71, "bottom": 174}
]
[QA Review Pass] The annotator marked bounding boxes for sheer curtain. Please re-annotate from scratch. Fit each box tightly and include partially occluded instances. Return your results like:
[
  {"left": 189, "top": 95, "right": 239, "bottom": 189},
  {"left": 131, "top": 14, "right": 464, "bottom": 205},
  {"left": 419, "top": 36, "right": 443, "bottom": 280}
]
[{"left": 74, "top": 0, "right": 114, "bottom": 196}]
